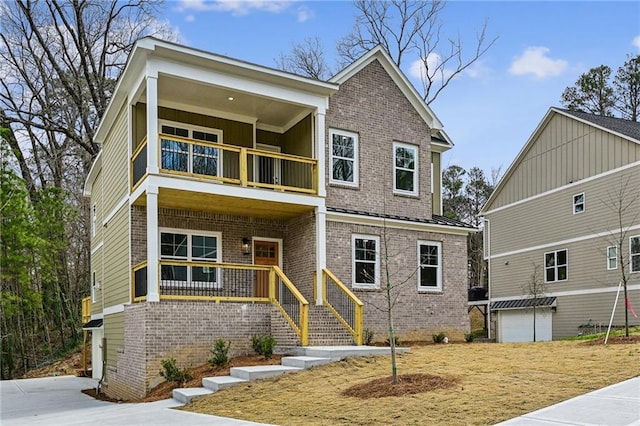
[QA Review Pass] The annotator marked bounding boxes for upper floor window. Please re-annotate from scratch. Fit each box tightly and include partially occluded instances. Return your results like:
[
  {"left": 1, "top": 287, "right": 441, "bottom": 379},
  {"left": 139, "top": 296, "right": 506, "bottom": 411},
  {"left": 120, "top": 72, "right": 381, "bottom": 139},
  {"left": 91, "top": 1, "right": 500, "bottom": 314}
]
[
  {"left": 352, "top": 234, "right": 379, "bottom": 289},
  {"left": 329, "top": 129, "right": 358, "bottom": 187},
  {"left": 159, "top": 121, "right": 223, "bottom": 177},
  {"left": 607, "top": 246, "right": 618, "bottom": 270},
  {"left": 631, "top": 236, "right": 640, "bottom": 273},
  {"left": 544, "top": 249, "right": 568, "bottom": 282},
  {"left": 92, "top": 204, "right": 97, "bottom": 237},
  {"left": 160, "top": 228, "right": 222, "bottom": 288},
  {"left": 393, "top": 142, "right": 418, "bottom": 196},
  {"left": 418, "top": 241, "right": 442, "bottom": 291},
  {"left": 573, "top": 192, "right": 585, "bottom": 214}
]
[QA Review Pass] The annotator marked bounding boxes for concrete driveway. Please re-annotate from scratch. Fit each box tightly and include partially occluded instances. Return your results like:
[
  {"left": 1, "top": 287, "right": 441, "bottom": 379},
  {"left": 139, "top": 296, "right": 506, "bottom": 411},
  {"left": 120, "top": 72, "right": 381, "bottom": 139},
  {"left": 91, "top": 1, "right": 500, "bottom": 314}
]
[{"left": 0, "top": 376, "right": 268, "bottom": 425}]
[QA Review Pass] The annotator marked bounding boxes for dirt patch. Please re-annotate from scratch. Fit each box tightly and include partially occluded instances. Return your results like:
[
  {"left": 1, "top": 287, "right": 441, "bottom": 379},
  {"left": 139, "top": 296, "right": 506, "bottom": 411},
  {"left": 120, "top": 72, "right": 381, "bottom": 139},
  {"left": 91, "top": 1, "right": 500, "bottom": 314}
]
[
  {"left": 342, "top": 373, "right": 459, "bottom": 398},
  {"left": 582, "top": 334, "right": 640, "bottom": 345},
  {"left": 21, "top": 349, "right": 88, "bottom": 379},
  {"left": 141, "top": 355, "right": 283, "bottom": 402},
  {"left": 81, "top": 388, "right": 123, "bottom": 403}
]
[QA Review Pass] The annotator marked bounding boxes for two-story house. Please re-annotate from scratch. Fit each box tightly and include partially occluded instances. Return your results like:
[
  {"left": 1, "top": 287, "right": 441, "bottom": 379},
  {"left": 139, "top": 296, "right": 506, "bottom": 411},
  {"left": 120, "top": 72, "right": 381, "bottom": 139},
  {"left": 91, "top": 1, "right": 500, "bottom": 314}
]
[
  {"left": 83, "top": 38, "right": 473, "bottom": 399},
  {"left": 482, "top": 108, "right": 640, "bottom": 342}
]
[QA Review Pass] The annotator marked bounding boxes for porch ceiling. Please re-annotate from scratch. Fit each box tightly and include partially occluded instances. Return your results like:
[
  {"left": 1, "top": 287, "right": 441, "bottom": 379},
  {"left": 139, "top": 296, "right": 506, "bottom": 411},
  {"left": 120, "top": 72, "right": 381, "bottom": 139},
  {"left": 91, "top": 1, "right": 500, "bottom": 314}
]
[
  {"left": 134, "top": 188, "right": 315, "bottom": 220},
  {"left": 147, "top": 75, "right": 313, "bottom": 131}
]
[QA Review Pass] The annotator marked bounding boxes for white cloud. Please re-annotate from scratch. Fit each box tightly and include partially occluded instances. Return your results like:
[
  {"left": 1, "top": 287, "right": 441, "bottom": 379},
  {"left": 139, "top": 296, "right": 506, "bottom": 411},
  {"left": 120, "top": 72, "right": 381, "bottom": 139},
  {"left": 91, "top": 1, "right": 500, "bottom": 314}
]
[
  {"left": 409, "top": 53, "right": 488, "bottom": 82},
  {"left": 296, "top": 5, "right": 313, "bottom": 23},
  {"left": 633, "top": 35, "right": 640, "bottom": 51},
  {"left": 176, "top": 0, "right": 291, "bottom": 16},
  {"left": 509, "top": 47, "right": 568, "bottom": 79},
  {"left": 185, "top": 14, "right": 195, "bottom": 22}
]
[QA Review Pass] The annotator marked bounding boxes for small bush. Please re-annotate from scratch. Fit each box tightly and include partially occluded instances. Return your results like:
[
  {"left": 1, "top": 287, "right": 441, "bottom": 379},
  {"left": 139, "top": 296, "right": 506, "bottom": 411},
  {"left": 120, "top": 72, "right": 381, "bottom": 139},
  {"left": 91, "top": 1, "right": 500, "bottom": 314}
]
[
  {"left": 251, "top": 335, "right": 277, "bottom": 359},
  {"left": 432, "top": 332, "right": 447, "bottom": 344},
  {"left": 209, "top": 339, "right": 231, "bottom": 367},
  {"left": 385, "top": 335, "right": 400, "bottom": 346},
  {"left": 464, "top": 333, "right": 475, "bottom": 343},
  {"left": 159, "top": 358, "right": 192, "bottom": 385},
  {"left": 362, "top": 328, "right": 374, "bottom": 345}
]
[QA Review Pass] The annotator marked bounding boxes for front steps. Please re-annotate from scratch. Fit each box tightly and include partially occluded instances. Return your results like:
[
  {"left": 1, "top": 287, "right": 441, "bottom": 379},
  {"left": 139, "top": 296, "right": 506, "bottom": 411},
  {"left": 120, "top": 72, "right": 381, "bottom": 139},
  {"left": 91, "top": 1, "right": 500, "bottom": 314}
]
[{"left": 172, "top": 346, "right": 409, "bottom": 404}]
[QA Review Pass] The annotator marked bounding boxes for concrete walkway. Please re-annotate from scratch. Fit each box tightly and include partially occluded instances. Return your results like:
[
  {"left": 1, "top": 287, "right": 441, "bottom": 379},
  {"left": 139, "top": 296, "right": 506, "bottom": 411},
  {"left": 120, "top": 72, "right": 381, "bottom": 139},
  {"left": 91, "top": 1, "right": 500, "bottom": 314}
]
[{"left": 497, "top": 376, "right": 640, "bottom": 426}]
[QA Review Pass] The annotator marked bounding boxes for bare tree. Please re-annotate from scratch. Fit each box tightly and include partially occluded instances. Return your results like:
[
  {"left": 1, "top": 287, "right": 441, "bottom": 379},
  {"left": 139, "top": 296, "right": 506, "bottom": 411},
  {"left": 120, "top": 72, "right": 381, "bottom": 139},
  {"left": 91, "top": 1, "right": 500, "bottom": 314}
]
[
  {"left": 337, "top": 0, "right": 497, "bottom": 104},
  {"left": 600, "top": 176, "right": 640, "bottom": 337},
  {"left": 522, "top": 264, "right": 547, "bottom": 342},
  {"left": 613, "top": 54, "right": 640, "bottom": 122},
  {"left": 275, "top": 37, "right": 332, "bottom": 80}
]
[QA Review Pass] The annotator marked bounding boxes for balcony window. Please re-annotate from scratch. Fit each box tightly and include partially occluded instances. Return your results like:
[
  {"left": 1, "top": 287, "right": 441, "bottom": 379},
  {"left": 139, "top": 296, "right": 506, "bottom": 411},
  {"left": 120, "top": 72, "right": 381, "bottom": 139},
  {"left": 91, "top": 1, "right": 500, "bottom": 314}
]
[{"left": 159, "top": 121, "right": 222, "bottom": 177}]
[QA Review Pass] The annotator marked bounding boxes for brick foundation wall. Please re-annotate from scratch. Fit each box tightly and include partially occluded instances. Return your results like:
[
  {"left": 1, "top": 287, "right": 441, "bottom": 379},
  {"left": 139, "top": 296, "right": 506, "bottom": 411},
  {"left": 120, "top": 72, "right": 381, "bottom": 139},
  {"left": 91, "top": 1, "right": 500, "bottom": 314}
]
[
  {"left": 326, "top": 220, "right": 469, "bottom": 342},
  {"left": 105, "top": 301, "right": 273, "bottom": 400},
  {"left": 325, "top": 59, "right": 433, "bottom": 220}
]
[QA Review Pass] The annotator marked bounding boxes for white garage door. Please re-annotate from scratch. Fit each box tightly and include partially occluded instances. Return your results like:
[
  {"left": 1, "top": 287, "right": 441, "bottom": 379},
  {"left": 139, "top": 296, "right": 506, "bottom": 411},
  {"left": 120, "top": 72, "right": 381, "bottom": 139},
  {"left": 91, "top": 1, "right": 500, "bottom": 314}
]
[{"left": 498, "top": 308, "right": 552, "bottom": 342}]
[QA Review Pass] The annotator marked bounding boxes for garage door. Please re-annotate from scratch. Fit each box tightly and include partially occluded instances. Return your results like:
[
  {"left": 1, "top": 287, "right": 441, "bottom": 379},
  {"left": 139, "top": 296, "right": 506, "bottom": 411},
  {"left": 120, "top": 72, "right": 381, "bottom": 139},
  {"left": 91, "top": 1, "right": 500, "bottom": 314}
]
[{"left": 498, "top": 308, "right": 552, "bottom": 342}]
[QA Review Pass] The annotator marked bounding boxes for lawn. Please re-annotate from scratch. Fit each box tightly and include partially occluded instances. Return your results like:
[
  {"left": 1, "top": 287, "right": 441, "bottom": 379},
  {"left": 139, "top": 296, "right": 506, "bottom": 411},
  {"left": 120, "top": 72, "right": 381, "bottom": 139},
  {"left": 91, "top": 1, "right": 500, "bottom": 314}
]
[{"left": 183, "top": 338, "right": 640, "bottom": 425}]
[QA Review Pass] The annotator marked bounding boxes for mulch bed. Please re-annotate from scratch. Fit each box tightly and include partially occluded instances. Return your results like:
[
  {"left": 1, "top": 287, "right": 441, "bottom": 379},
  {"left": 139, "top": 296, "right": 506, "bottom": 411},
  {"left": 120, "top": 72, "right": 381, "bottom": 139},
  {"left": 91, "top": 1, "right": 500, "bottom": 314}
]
[
  {"left": 582, "top": 334, "right": 640, "bottom": 346},
  {"left": 342, "top": 373, "right": 459, "bottom": 398}
]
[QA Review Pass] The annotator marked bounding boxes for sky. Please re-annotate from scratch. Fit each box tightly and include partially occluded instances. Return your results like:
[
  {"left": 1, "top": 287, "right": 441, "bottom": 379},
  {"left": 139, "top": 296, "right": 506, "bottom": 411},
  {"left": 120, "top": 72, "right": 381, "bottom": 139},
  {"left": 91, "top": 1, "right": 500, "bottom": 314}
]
[{"left": 160, "top": 0, "right": 640, "bottom": 176}]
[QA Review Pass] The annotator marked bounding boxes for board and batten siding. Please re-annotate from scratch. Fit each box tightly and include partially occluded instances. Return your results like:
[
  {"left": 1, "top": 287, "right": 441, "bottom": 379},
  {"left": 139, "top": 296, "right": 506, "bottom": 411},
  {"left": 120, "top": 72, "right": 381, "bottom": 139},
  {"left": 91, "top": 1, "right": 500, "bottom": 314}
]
[
  {"left": 431, "top": 151, "right": 442, "bottom": 215},
  {"left": 103, "top": 206, "right": 130, "bottom": 307},
  {"left": 104, "top": 312, "right": 124, "bottom": 368},
  {"left": 488, "top": 113, "right": 640, "bottom": 211},
  {"left": 487, "top": 165, "right": 640, "bottom": 256},
  {"left": 102, "top": 103, "right": 129, "bottom": 213}
]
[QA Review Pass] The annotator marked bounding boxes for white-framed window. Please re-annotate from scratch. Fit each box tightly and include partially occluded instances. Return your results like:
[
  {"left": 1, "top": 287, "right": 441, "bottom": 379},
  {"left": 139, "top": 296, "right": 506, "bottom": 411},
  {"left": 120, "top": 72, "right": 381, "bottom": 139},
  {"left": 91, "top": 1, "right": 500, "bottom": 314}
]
[
  {"left": 159, "top": 228, "right": 222, "bottom": 288},
  {"left": 91, "top": 271, "right": 98, "bottom": 303},
  {"left": 329, "top": 129, "right": 359, "bottom": 187},
  {"left": 418, "top": 241, "right": 442, "bottom": 291},
  {"left": 352, "top": 234, "right": 380, "bottom": 289},
  {"left": 607, "top": 246, "right": 618, "bottom": 270},
  {"left": 393, "top": 142, "right": 418, "bottom": 195},
  {"left": 573, "top": 192, "right": 585, "bottom": 214},
  {"left": 92, "top": 204, "right": 97, "bottom": 237},
  {"left": 631, "top": 236, "right": 640, "bottom": 273},
  {"left": 544, "top": 249, "right": 568, "bottom": 282},
  {"left": 159, "top": 120, "right": 223, "bottom": 177}
]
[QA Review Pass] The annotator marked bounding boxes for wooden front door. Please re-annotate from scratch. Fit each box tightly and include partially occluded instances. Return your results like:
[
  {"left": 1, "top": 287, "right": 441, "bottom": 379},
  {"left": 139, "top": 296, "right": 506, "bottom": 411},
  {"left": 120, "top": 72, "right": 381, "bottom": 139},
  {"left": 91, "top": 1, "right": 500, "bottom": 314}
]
[{"left": 254, "top": 240, "right": 279, "bottom": 298}]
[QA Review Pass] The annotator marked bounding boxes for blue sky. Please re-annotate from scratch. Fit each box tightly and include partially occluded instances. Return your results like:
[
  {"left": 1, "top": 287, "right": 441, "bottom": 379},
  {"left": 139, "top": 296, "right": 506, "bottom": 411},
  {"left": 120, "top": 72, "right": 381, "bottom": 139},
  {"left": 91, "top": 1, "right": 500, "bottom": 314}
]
[{"left": 162, "top": 0, "right": 640, "bottom": 176}]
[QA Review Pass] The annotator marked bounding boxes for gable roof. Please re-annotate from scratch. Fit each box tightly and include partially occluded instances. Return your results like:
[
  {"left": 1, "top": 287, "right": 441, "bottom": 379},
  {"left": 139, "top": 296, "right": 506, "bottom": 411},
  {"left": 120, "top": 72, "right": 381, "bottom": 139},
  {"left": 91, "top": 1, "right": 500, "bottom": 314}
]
[
  {"left": 481, "top": 107, "right": 640, "bottom": 214},
  {"left": 330, "top": 46, "right": 445, "bottom": 134}
]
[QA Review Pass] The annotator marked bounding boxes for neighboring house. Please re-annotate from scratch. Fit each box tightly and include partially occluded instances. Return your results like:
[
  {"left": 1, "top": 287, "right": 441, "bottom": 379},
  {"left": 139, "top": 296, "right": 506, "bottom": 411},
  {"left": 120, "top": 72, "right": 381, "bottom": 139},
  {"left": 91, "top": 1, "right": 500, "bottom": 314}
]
[
  {"left": 482, "top": 107, "right": 640, "bottom": 343},
  {"left": 83, "top": 37, "right": 473, "bottom": 399}
]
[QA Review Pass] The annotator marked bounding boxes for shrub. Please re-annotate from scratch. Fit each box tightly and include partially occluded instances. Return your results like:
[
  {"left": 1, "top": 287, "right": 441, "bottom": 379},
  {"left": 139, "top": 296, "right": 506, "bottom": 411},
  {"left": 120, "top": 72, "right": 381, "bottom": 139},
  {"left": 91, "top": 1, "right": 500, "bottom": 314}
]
[
  {"left": 209, "top": 339, "right": 231, "bottom": 367},
  {"left": 251, "top": 335, "right": 277, "bottom": 359},
  {"left": 159, "top": 358, "right": 192, "bottom": 385},
  {"left": 464, "top": 333, "right": 475, "bottom": 343},
  {"left": 362, "top": 328, "right": 374, "bottom": 345},
  {"left": 385, "top": 335, "right": 400, "bottom": 346},
  {"left": 432, "top": 332, "right": 447, "bottom": 344}
]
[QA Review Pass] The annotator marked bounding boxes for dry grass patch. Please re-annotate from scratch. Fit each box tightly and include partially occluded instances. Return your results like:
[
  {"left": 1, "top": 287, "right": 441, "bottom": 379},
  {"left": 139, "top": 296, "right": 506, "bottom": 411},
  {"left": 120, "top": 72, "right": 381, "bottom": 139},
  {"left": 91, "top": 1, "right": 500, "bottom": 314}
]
[{"left": 183, "top": 340, "right": 640, "bottom": 425}]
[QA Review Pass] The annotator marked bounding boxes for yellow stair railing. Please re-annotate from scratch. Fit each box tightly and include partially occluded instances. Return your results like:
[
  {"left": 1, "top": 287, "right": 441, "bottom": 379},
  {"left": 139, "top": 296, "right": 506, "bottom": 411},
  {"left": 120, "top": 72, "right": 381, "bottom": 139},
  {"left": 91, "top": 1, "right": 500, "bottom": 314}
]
[{"left": 322, "top": 269, "right": 364, "bottom": 345}]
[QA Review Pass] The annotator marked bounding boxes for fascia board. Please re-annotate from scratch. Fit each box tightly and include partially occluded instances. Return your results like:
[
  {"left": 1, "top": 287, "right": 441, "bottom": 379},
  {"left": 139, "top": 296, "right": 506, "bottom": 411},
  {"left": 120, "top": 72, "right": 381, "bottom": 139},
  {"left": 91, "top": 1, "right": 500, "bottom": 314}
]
[{"left": 83, "top": 151, "right": 102, "bottom": 197}]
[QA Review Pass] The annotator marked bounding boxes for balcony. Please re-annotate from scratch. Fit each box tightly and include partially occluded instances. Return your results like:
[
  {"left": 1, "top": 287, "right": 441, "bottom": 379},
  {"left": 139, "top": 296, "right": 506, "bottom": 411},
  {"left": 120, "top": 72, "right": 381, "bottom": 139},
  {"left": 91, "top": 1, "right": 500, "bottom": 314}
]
[{"left": 132, "top": 133, "right": 318, "bottom": 195}]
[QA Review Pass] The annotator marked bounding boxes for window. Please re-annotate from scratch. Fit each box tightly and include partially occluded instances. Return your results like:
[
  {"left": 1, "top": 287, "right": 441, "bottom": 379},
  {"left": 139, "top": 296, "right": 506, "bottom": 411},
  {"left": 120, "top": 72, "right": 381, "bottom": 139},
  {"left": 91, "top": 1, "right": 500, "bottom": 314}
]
[
  {"left": 418, "top": 241, "right": 442, "bottom": 291},
  {"left": 160, "top": 121, "right": 222, "bottom": 177},
  {"left": 92, "top": 204, "right": 97, "bottom": 237},
  {"left": 573, "top": 193, "right": 585, "bottom": 214},
  {"left": 160, "top": 229, "right": 221, "bottom": 288},
  {"left": 393, "top": 142, "right": 418, "bottom": 195},
  {"left": 607, "top": 246, "right": 618, "bottom": 270},
  {"left": 631, "top": 236, "right": 640, "bottom": 273},
  {"left": 91, "top": 272, "right": 97, "bottom": 303},
  {"left": 544, "top": 249, "right": 568, "bottom": 282},
  {"left": 352, "top": 234, "right": 380, "bottom": 288},
  {"left": 329, "top": 129, "right": 358, "bottom": 186}
]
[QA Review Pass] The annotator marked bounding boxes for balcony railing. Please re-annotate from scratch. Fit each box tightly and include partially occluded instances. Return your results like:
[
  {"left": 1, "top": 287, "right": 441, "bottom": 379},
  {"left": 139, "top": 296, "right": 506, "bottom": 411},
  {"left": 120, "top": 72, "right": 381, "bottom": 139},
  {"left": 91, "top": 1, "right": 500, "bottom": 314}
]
[
  {"left": 322, "top": 268, "right": 364, "bottom": 345},
  {"left": 131, "top": 134, "right": 318, "bottom": 194},
  {"left": 132, "top": 261, "right": 309, "bottom": 345}
]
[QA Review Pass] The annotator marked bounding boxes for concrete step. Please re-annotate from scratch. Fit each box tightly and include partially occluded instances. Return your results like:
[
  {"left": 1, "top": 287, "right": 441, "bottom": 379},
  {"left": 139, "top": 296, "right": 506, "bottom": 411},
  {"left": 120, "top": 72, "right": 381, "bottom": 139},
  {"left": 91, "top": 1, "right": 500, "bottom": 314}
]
[
  {"left": 202, "top": 376, "right": 248, "bottom": 391},
  {"left": 230, "top": 365, "right": 302, "bottom": 381},
  {"left": 288, "top": 345, "right": 411, "bottom": 360},
  {"left": 281, "top": 356, "right": 332, "bottom": 369},
  {"left": 172, "top": 387, "right": 213, "bottom": 404}
]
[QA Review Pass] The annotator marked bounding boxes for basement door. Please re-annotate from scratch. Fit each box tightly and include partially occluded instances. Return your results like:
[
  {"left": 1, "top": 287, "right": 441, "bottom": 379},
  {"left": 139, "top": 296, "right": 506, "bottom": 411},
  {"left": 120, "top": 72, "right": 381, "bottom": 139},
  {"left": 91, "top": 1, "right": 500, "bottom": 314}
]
[
  {"left": 498, "top": 308, "right": 553, "bottom": 343},
  {"left": 254, "top": 240, "right": 279, "bottom": 298}
]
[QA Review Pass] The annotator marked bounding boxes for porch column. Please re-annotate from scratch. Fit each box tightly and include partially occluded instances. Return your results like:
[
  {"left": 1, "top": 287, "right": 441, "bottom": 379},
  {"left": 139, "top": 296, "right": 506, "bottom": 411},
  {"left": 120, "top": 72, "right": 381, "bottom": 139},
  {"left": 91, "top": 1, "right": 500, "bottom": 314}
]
[
  {"left": 315, "top": 204, "right": 327, "bottom": 305},
  {"left": 314, "top": 110, "right": 326, "bottom": 197},
  {"left": 146, "top": 185, "right": 159, "bottom": 302},
  {"left": 146, "top": 73, "right": 159, "bottom": 175}
]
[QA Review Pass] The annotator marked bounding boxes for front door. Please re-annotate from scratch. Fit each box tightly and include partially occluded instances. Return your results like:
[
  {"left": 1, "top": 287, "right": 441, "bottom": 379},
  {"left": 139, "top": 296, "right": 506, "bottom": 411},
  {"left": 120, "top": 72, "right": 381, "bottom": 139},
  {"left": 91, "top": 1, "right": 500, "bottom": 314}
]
[
  {"left": 255, "top": 144, "right": 281, "bottom": 186},
  {"left": 254, "top": 240, "right": 279, "bottom": 298}
]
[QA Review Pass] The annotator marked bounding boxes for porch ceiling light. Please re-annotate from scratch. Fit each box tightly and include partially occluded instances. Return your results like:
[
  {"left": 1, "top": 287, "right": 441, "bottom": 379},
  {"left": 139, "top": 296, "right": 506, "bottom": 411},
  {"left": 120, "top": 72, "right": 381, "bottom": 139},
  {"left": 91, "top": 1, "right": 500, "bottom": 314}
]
[
  {"left": 227, "top": 96, "right": 234, "bottom": 101},
  {"left": 242, "top": 238, "right": 251, "bottom": 255}
]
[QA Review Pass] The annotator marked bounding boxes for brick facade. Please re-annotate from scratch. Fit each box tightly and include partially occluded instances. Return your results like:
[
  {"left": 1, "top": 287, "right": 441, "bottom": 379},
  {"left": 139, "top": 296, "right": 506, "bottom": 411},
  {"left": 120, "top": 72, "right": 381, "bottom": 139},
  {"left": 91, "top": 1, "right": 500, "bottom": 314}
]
[
  {"left": 326, "top": 220, "right": 469, "bottom": 342},
  {"left": 325, "top": 59, "right": 433, "bottom": 220}
]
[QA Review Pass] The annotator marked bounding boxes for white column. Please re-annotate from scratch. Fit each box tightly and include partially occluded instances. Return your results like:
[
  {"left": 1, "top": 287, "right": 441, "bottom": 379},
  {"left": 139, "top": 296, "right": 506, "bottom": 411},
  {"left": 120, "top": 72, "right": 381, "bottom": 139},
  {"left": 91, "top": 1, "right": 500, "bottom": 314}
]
[
  {"left": 146, "top": 185, "right": 159, "bottom": 302},
  {"left": 146, "top": 74, "right": 159, "bottom": 175},
  {"left": 314, "top": 110, "right": 326, "bottom": 197},
  {"left": 315, "top": 204, "right": 327, "bottom": 305}
]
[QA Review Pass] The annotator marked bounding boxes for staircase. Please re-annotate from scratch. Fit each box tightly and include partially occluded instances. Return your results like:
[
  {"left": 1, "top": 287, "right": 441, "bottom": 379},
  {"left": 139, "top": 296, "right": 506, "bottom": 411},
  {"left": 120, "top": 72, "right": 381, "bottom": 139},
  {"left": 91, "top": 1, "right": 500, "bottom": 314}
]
[{"left": 271, "top": 304, "right": 354, "bottom": 348}]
